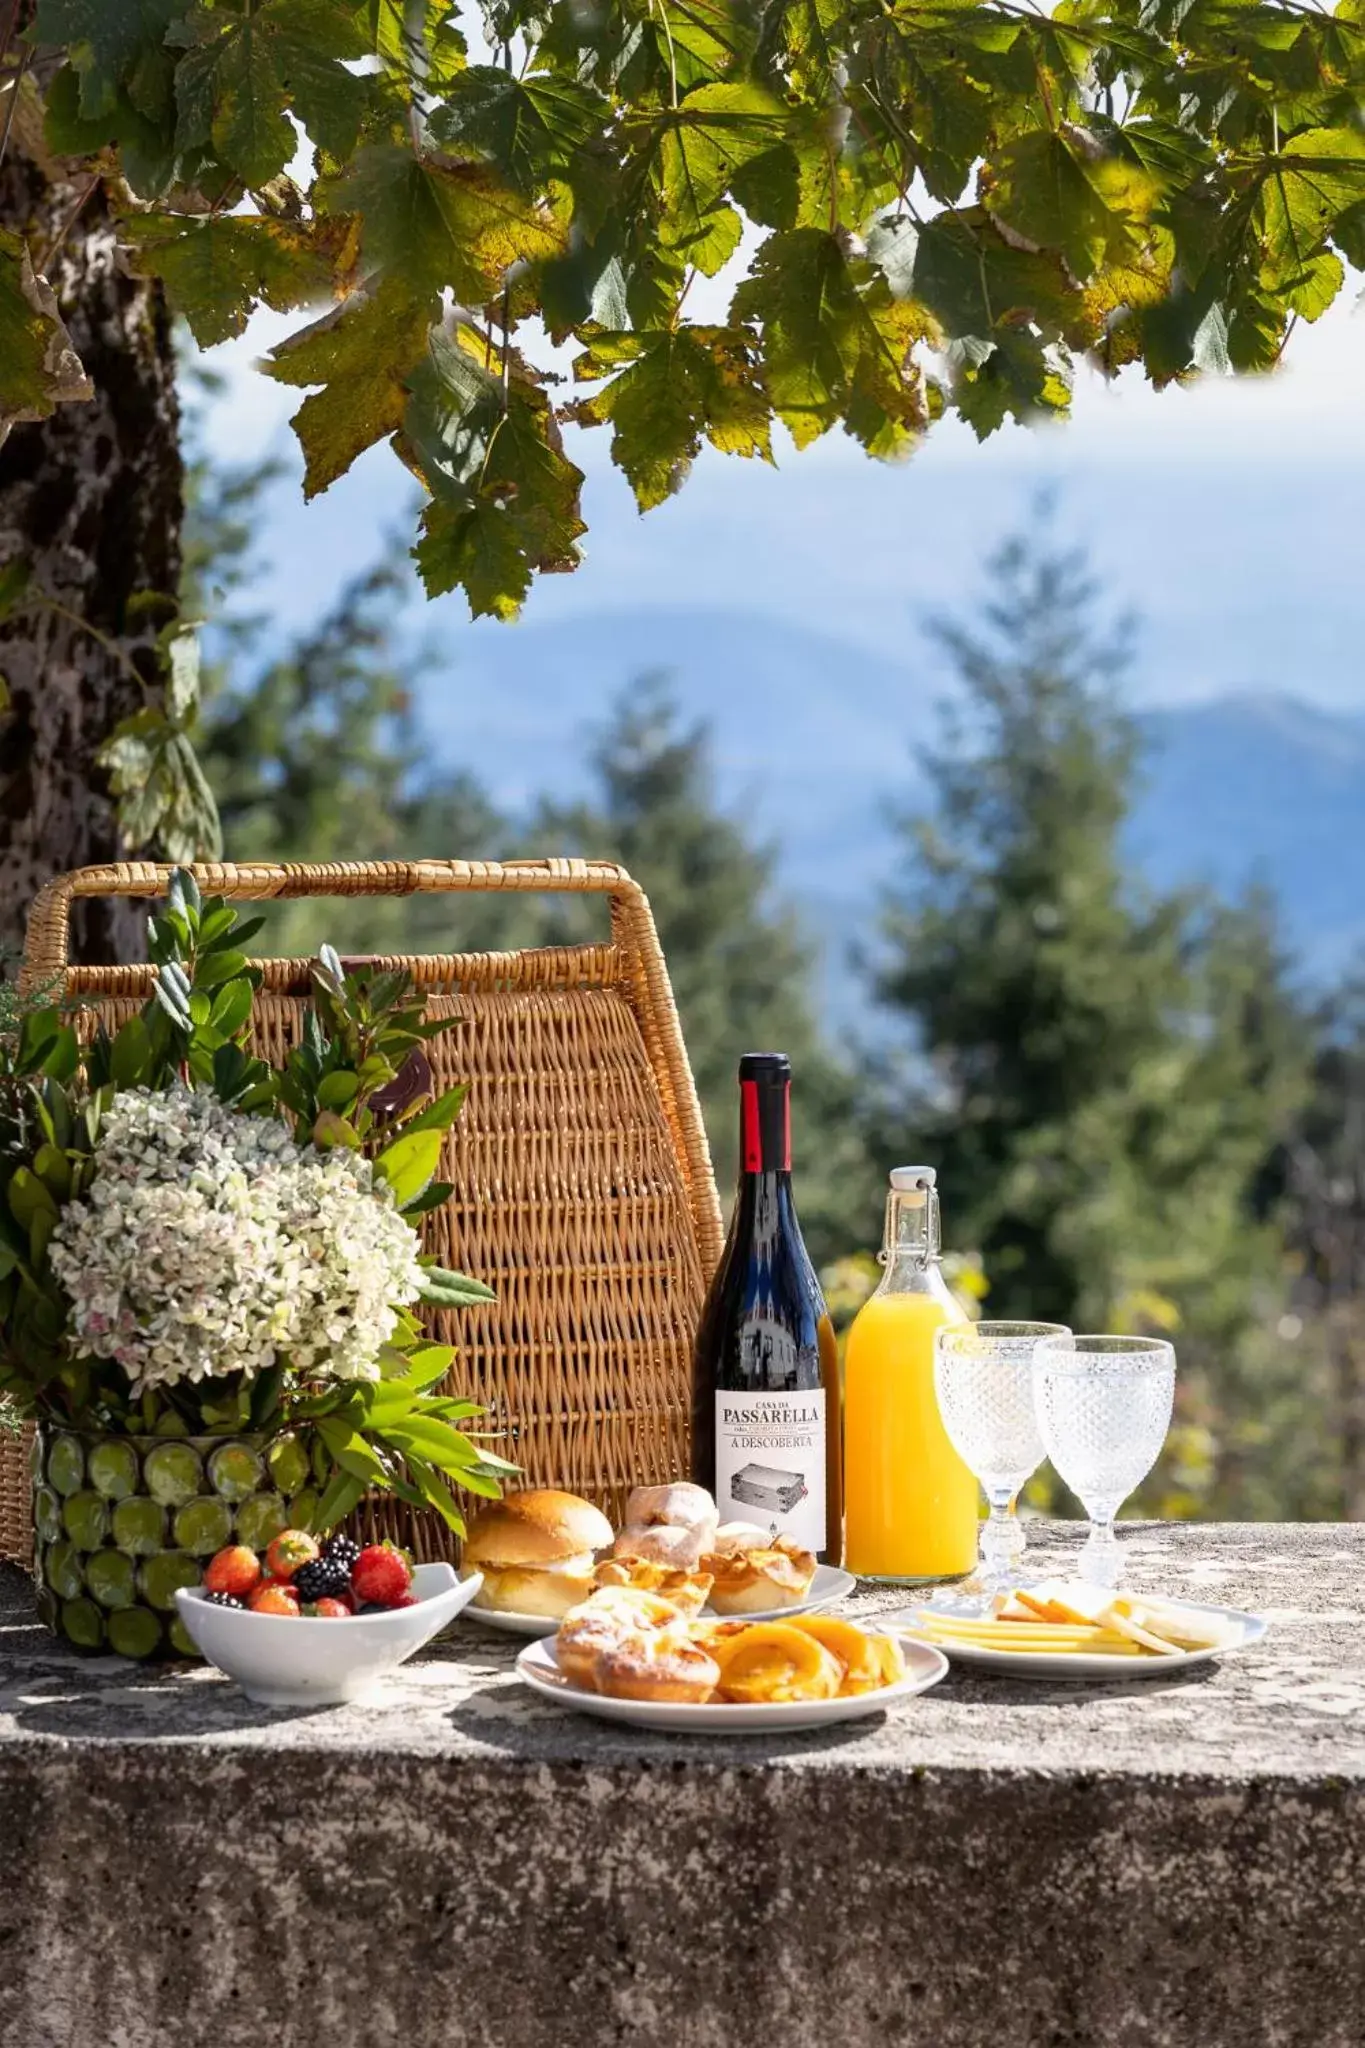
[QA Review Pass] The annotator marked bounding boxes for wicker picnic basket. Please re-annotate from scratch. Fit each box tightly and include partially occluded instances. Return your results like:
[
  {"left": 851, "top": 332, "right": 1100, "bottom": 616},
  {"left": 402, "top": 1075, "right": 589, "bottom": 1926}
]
[{"left": 0, "top": 857, "right": 723, "bottom": 1569}]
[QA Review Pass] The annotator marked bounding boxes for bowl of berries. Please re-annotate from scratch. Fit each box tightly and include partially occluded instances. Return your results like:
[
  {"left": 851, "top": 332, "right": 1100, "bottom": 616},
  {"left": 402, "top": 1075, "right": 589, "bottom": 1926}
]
[{"left": 174, "top": 1530, "right": 484, "bottom": 1706}]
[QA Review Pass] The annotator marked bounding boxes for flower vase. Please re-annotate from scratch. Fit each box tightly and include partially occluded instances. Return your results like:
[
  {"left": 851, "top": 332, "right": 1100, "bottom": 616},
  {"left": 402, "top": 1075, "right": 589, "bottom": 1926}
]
[{"left": 31, "top": 1425, "right": 324, "bottom": 1658}]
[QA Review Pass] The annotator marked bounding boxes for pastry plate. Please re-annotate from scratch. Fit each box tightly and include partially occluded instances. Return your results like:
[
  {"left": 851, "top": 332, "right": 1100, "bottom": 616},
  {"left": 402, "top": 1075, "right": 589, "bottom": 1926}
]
[
  {"left": 514, "top": 1632, "right": 949, "bottom": 1732},
  {"left": 889, "top": 1595, "right": 1267, "bottom": 1680},
  {"left": 462, "top": 1563, "right": 858, "bottom": 1638}
]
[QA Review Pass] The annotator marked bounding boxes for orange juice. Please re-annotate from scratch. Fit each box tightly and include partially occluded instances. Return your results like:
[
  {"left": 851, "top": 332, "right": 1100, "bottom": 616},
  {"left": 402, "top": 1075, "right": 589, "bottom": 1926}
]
[{"left": 842, "top": 1170, "right": 979, "bottom": 1581}]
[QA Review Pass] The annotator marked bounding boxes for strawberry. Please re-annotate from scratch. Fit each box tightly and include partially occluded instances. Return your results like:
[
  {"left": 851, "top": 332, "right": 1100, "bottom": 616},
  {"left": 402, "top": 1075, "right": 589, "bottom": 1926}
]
[
  {"left": 248, "top": 1582, "right": 301, "bottom": 1617},
  {"left": 307, "top": 1597, "right": 353, "bottom": 1619},
  {"left": 265, "top": 1529, "right": 320, "bottom": 1582},
  {"left": 388, "top": 1592, "right": 420, "bottom": 1610},
  {"left": 350, "top": 1543, "right": 412, "bottom": 1607},
  {"left": 204, "top": 1545, "right": 262, "bottom": 1599}
]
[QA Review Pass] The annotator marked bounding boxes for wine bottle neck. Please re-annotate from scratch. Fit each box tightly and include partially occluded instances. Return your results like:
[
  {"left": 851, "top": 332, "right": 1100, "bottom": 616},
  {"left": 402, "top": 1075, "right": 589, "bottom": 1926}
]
[{"left": 740, "top": 1077, "right": 791, "bottom": 1175}]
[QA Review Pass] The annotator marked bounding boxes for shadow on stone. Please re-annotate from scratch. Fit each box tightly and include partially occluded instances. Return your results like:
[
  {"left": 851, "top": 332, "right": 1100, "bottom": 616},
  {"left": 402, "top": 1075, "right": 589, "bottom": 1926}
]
[
  {"left": 6, "top": 1661, "right": 342, "bottom": 1740},
  {"left": 444, "top": 1676, "right": 889, "bottom": 1759},
  {"left": 942, "top": 1661, "right": 1220, "bottom": 1706}
]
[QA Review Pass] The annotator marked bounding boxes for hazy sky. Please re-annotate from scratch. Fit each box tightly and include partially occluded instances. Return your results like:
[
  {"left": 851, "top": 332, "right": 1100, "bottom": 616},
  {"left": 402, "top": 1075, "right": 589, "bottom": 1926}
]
[{"left": 200, "top": 291, "right": 1364, "bottom": 716}]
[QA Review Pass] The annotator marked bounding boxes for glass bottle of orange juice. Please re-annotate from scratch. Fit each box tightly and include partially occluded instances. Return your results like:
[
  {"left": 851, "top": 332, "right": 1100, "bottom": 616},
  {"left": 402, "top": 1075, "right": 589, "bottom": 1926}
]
[{"left": 843, "top": 1167, "right": 978, "bottom": 1581}]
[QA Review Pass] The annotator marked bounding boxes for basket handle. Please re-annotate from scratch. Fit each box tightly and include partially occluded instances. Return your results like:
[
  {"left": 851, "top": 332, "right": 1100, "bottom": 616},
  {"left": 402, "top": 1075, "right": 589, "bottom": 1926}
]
[
  {"left": 24, "top": 858, "right": 649, "bottom": 980},
  {"left": 22, "top": 857, "right": 724, "bottom": 1268}
]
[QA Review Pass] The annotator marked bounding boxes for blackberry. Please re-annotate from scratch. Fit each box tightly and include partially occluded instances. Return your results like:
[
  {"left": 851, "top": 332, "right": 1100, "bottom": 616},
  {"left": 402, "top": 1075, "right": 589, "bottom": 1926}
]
[
  {"left": 203, "top": 1590, "right": 245, "bottom": 1610},
  {"left": 320, "top": 1532, "right": 361, "bottom": 1575},
  {"left": 293, "top": 1554, "right": 352, "bottom": 1602}
]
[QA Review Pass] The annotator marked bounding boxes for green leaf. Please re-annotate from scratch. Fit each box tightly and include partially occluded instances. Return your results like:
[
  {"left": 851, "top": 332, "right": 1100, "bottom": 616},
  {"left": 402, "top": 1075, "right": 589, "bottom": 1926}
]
[
  {"left": 8, "top": 1168, "right": 59, "bottom": 1234},
  {"left": 262, "top": 276, "right": 437, "bottom": 499},
  {"left": 431, "top": 66, "right": 609, "bottom": 194},
  {"left": 309, "top": 1464, "right": 368, "bottom": 1533},
  {"left": 399, "top": 1082, "right": 468, "bottom": 1134},
  {"left": 394, "top": 1449, "right": 468, "bottom": 1530},
  {"left": 383, "top": 1413, "right": 484, "bottom": 1473},
  {"left": 373, "top": 1126, "right": 444, "bottom": 1207},
  {"left": 315, "top": 1415, "right": 391, "bottom": 1483},
  {"left": 400, "top": 1180, "right": 453, "bottom": 1217},
  {"left": 983, "top": 130, "right": 1114, "bottom": 280},
  {"left": 0, "top": 557, "right": 31, "bottom": 622},
  {"left": 571, "top": 326, "right": 771, "bottom": 511},
  {"left": 407, "top": 332, "right": 585, "bottom": 617},
  {"left": 657, "top": 83, "right": 789, "bottom": 247},
  {"left": 393, "top": 1342, "right": 457, "bottom": 1392},
  {"left": 172, "top": 0, "right": 369, "bottom": 186},
  {"left": 121, "top": 215, "right": 343, "bottom": 350},
  {"left": 951, "top": 330, "right": 1072, "bottom": 439},
  {"left": 40, "top": 1026, "right": 79, "bottom": 1082},
  {"left": 362, "top": 0, "right": 467, "bottom": 88},
  {"left": 732, "top": 230, "right": 932, "bottom": 454},
  {"left": 173, "top": 11, "right": 295, "bottom": 188},
  {"left": 193, "top": 949, "right": 246, "bottom": 991},
  {"left": 420, "top": 1266, "right": 496, "bottom": 1306},
  {"left": 32, "top": 0, "right": 182, "bottom": 120},
  {"left": 1260, "top": 129, "right": 1365, "bottom": 282},
  {"left": 317, "top": 1070, "right": 360, "bottom": 1111},
  {"left": 110, "top": 1015, "right": 152, "bottom": 1088},
  {"left": 321, "top": 144, "right": 566, "bottom": 301},
  {"left": 208, "top": 977, "right": 254, "bottom": 1037}
]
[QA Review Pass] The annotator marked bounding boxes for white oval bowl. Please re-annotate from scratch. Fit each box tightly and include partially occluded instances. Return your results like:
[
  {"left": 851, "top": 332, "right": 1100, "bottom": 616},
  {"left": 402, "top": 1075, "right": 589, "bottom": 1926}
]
[{"left": 175, "top": 1563, "right": 483, "bottom": 1707}]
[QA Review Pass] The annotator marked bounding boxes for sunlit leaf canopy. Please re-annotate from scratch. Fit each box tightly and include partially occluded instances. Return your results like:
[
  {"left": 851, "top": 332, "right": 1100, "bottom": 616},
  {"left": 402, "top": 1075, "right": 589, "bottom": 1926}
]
[{"left": 6, "top": 0, "right": 1365, "bottom": 620}]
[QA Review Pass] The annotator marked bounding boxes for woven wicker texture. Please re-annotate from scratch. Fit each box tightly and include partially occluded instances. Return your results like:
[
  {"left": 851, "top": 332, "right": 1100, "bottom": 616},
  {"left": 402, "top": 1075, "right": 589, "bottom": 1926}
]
[{"left": 0, "top": 859, "right": 722, "bottom": 1567}]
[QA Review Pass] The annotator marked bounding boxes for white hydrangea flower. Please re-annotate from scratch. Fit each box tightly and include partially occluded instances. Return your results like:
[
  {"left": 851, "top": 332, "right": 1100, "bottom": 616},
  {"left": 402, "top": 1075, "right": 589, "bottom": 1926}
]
[{"left": 49, "top": 1086, "right": 425, "bottom": 1394}]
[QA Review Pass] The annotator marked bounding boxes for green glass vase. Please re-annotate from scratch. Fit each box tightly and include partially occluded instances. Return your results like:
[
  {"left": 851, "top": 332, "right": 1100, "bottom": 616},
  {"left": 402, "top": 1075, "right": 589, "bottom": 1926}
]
[{"left": 31, "top": 1425, "right": 322, "bottom": 1659}]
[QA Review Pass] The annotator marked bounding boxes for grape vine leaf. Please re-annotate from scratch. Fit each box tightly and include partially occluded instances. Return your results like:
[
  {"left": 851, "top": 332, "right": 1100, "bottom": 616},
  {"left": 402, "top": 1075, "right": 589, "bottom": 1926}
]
[
  {"left": 261, "top": 278, "right": 438, "bottom": 496},
  {"left": 1259, "top": 128, "right": 1365, "bottom": 281},
  {"left": 657, "top": 82, "right": 789, "bottom": 246},
  {"left": 321, "top": 144, "right": 566, "bottom": 300},
  {"left": 732, "top": 228, "right": 932, "bottom": 453},
  {"left": 172, "top": 0, "right": 369, "bottom": 186},
  {"left": 122, "top": 214, "right": 350, "bottom": 347},
  {"left": 570, "top": 325, "right": 771, "bottom": 508},
  {"left": 431, "top": 67, "right": 610, "bottom": 194},
  {"left": 407, "top": 331, "right": 586, "bottom": 618},
  {"left": 30, "top": 0, "right": 184, "bottom": 121}
]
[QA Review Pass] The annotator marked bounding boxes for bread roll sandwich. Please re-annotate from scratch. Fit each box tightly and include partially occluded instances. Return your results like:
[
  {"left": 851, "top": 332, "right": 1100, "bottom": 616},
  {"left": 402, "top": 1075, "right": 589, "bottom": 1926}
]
[{"left": 461, "top": 1490, "right": 613, "bottom": 1618}]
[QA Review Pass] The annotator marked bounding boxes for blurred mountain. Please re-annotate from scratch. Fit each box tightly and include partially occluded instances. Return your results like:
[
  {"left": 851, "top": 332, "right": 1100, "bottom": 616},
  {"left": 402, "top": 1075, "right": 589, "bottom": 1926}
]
[{"left": 434, "top": 610, "right": 1365, "bottom": 995}]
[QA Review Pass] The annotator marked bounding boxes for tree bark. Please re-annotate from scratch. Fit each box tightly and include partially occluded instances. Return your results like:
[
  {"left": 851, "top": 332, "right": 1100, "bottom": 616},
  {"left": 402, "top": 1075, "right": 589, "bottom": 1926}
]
[{"left": 0, "top": 106, "right": 182, "bottom": 968}]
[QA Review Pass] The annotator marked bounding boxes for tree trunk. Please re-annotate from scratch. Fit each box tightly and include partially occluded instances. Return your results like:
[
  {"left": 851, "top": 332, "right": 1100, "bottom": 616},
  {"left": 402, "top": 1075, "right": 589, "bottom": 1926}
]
[{"left": 0, "top": 109, "right": 182, "bottom": 968}]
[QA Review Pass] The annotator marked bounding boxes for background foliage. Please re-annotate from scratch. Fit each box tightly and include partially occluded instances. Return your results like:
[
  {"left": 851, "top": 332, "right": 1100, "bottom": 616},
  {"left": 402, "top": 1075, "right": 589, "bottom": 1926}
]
[
  {"left": 3, "top": 0, "right": 1363, "bottom": 627},
  {"left": 175, "top": 413, "right": 1365, "bottom": 1524}
]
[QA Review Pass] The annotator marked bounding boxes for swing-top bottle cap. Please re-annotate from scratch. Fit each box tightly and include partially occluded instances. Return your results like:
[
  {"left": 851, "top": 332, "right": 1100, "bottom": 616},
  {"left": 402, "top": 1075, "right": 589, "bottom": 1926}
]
[{"left": 889, "top": 1166, "right": 936, "bottom": 1191}]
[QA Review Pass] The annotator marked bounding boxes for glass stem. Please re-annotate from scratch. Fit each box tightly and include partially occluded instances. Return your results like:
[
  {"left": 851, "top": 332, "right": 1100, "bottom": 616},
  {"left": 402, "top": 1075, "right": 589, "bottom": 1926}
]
[{"left": 979, "top": 1491, "right": 1016, "bottom": 1581}]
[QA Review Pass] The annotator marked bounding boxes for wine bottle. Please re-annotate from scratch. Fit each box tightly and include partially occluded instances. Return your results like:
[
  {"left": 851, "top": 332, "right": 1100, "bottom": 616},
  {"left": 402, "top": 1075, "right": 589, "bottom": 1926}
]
[{"left": 691, "top": 1053, "right": 843, "bottom": 1563}]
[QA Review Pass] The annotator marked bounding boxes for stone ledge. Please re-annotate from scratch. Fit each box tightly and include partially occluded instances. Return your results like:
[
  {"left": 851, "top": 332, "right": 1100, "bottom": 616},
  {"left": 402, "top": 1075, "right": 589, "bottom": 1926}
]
[{"left": 1, "top": 1522, "right": 1362, "bottom": 2048}]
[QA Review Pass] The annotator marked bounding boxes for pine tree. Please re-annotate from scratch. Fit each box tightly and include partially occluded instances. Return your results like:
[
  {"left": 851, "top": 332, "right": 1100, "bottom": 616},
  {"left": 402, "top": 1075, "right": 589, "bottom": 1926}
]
[
  {"left": 875, "top": 511, "right": 1308, "bottom": 1506},
  {"left": 531, "top": 677, "right": 876, "bottom": 1266}
]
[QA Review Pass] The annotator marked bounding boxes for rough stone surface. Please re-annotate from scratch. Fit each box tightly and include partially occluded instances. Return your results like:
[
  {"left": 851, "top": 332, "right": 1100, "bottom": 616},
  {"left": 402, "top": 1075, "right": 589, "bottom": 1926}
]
[{"left": 1, "top": 1521, "right": 1362, "bottom": 2048}]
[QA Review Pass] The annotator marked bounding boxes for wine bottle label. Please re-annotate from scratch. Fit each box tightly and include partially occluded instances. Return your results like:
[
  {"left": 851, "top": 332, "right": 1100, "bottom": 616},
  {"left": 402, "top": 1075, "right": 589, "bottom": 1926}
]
[{"left": 713, "top": 1391, "right": 826, "bottom": 1554}]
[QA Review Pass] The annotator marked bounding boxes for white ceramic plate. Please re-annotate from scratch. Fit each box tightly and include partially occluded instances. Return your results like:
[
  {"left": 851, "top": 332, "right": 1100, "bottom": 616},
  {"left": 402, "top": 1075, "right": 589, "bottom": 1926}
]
[
  {"left": 890, "top": 1595, "right": 1267, "bottom": 1679},
  {"left": 176, "top": 1563, "right": 484, "bottom": 1706},
  {"left": 463, "top": 1563, "right": 858, "bottom": 1638},
  {"left": 514, "top": 1631, "right": 949, "bottom": 1732}
]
